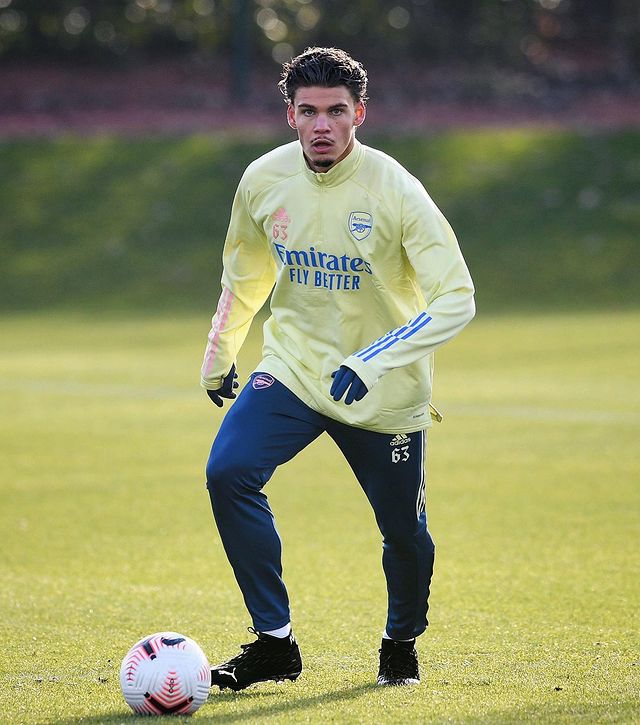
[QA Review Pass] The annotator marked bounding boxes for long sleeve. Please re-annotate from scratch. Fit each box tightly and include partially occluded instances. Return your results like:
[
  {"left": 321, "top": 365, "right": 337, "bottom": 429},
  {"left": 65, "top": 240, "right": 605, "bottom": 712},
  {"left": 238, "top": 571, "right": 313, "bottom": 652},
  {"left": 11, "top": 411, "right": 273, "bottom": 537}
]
[
  {"left": 341, "top": 178, "right": 475, "bottom": 391},
  {"left": 200, "top": 181, "right": 276, "bottom": 389},
  {"left": 199, "top": 139, "right": 470, "bottom": 432}
]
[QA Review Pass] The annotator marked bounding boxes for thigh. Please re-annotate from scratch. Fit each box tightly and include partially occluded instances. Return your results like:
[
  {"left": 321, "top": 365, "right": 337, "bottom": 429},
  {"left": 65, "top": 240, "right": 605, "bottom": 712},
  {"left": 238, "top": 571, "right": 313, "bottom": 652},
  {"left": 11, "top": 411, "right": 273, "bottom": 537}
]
[
  {"left": 328, "top": 423, "right": 427, "bottom": 528},
  {"left": 209, "top": 373, "right": 326, "bottom": 475}
]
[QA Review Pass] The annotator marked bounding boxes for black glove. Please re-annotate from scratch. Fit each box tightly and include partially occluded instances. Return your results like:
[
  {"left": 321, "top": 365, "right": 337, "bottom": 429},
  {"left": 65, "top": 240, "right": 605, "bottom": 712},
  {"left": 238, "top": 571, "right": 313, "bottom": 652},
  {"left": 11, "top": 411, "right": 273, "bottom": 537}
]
[
  {"left": 206, "top": 364, "right": 239, "bottom": 408},
  {"left": 330, "top": 365, "right": 369, "bottom": 405}
]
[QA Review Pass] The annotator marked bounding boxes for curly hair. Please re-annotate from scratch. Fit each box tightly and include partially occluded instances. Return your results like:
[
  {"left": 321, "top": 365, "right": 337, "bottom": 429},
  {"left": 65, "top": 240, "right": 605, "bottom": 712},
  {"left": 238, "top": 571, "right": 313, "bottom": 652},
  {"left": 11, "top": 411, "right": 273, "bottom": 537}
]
[{"left": 278, "top": 47, "right": 369, "bottom": 104}]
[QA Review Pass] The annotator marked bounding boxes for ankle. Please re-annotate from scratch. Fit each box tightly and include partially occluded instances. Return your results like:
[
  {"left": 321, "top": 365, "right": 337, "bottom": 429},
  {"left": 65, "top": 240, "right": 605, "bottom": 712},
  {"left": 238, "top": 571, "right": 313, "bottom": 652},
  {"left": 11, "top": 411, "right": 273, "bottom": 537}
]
[
  {"left": 262, "top": 623, "right": 291, "bottom": 639},
  {"left": 381, "top": 637, "right": 415, "bottom": 650},
  {"left": 259, "top": 631, "right": 295, "bottom": 649}
]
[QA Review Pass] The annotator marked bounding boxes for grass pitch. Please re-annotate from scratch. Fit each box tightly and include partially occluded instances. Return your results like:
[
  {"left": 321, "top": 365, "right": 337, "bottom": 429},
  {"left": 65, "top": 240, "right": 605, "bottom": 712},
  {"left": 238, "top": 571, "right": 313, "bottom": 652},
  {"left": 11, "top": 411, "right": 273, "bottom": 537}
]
[{"left": 1, "top": 310, "right": 639, "bottom": 724}]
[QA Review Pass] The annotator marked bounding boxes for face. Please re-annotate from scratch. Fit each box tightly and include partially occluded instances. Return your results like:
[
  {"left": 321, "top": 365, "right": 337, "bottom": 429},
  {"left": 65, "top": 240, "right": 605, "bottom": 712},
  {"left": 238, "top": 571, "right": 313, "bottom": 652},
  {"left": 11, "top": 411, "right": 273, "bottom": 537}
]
[{"left": 287, "top": 85, "right": 366, "bottom": 173}]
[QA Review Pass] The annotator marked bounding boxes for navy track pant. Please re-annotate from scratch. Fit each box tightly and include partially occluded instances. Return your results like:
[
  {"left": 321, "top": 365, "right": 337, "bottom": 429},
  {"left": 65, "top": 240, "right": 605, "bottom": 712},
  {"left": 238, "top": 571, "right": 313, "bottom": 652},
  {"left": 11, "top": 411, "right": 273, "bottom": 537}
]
[{"left": 205, "top": 373, "right": 435, "bottom": 641}]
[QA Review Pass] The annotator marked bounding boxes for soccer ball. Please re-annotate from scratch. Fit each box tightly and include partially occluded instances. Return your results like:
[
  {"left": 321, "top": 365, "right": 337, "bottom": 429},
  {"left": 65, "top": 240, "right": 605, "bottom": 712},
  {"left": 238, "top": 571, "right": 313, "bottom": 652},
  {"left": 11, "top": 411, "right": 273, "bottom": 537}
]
[{"left": 120, "top": 632, "right": 210, "bottom": 716}]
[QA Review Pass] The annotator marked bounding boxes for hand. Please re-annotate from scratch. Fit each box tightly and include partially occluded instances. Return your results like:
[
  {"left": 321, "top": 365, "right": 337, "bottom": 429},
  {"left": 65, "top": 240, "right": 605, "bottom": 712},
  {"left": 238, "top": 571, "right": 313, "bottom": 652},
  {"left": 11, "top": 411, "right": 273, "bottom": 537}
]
[
  {"left": 330, "top": 365, "right": 368, "bottom": 405},
  {"left": 206, "top": 364, "right": 239, "bottom": 407}
]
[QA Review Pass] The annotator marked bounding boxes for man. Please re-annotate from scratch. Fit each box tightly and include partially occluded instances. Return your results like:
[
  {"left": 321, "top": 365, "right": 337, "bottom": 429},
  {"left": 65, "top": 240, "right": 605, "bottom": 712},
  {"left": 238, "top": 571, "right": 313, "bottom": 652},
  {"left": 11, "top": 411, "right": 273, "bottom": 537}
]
[{"left": 201, "top": 47, "right": 475, "bottom": 690}]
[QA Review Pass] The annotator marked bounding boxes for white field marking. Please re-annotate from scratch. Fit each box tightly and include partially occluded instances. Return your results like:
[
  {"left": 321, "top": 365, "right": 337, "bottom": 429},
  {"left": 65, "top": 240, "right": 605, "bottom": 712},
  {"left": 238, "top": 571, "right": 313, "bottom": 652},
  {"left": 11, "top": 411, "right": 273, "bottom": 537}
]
[{"left": 445, "top": 403, "right": 640, "bottom": 425}]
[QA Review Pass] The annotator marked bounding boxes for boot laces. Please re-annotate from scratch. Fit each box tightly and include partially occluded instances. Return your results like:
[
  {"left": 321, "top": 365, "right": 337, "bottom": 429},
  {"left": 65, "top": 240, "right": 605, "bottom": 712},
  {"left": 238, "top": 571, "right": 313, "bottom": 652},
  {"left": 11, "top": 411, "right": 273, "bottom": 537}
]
[{"left": 226, "top": 627, "right": 280, "bottom": 666}]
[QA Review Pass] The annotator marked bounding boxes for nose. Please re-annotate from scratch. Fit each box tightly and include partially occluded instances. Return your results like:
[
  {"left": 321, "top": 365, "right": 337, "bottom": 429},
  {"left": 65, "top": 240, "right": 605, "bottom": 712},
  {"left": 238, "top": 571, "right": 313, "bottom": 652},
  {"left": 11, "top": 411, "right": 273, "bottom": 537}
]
[{"left": 313, "top": 113, "right": 330, "bottom": 132}]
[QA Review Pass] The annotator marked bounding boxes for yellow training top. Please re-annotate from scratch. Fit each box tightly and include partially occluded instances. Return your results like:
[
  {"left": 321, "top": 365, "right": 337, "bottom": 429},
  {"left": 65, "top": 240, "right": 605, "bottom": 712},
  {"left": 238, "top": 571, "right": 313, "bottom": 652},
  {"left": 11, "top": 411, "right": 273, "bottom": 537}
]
[{"left": 201, "top": 139, "right": 475, "bottom": 433}]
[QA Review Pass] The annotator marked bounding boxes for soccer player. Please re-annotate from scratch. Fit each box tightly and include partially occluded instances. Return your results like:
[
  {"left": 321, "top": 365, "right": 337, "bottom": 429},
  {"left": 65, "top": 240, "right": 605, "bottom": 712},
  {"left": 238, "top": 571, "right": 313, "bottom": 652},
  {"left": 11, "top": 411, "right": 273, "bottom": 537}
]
[{"left": 201, "top": 47, "right": 475, "bottom": 690}]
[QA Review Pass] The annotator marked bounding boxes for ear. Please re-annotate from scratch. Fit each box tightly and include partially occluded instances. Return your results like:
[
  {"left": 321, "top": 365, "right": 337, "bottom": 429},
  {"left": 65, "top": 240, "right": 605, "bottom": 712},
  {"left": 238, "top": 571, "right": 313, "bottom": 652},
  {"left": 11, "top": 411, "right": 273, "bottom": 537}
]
[
  {"left": 354, "top": 102, "right": 366, "bottom": 128},
  {"left": 287, "top": 104, "right": 297, "bottom": 130}
]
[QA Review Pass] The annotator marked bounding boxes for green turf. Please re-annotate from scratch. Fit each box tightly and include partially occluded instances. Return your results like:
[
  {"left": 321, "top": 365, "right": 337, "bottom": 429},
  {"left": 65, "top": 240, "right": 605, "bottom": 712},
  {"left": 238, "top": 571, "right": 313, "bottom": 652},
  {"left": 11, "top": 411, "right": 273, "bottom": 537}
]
[
  {"left": 1, "top": 310, "right": 638, "bottom": 723},
  {"left": 1, "top": 129, "right": 638, "bottom": 312}
]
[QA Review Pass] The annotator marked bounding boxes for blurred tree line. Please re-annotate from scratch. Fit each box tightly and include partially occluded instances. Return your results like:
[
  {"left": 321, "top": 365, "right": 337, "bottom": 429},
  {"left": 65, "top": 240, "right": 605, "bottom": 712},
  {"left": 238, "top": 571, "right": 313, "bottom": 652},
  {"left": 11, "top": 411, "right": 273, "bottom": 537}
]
[{"left": 1, "top": 0, "right": 639, "bottom": 87}]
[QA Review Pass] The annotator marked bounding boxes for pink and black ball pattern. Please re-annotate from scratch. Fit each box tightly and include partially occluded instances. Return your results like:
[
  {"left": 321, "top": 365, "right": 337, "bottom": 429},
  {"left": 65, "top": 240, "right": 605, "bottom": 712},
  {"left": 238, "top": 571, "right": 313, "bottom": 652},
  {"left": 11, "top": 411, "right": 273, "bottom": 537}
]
[{"left": 120, "top": 632, "right": 210, "bottom": 716}]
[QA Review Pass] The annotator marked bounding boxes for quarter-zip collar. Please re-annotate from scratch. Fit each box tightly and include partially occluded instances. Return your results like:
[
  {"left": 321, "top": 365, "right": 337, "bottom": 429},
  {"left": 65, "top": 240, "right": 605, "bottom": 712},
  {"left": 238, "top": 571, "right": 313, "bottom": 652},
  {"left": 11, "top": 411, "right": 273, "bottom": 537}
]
[{"left": 300, "top": 139, "right": 365, "bottom": 187}]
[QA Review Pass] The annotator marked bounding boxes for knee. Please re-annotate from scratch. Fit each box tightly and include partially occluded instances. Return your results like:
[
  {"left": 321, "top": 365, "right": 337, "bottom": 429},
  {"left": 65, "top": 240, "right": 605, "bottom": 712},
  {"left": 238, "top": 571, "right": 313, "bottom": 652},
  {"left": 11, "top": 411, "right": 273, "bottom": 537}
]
[
  {"left": 383, "top": 518, "right": 434, "bottom": 555},
  {"left": 205, "top": 450, "right": 260, "bottom": 502},
  {"left": 206, "top": 453, "right": 238, "bottom": 496}
]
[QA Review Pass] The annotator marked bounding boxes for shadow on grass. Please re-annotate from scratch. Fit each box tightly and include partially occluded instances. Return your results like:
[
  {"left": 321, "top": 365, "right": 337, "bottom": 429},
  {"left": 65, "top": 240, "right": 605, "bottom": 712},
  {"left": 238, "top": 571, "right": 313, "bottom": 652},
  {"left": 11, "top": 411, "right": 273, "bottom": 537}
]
[
  {"left": 207, "top": 682, "right": 380, "bottom": 722},
  {"left": 50, "top": 690, "right": 640, "bottom": 724},
  {"left": 54, "top": 682, "right": 379, "bottom": 723}
]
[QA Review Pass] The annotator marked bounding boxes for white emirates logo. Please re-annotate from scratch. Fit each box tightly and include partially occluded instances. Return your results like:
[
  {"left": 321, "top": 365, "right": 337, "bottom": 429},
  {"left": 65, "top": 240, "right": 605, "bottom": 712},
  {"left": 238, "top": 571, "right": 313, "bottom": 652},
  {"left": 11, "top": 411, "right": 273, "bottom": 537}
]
[{"left": 390, "top": 433, "right": 411, "bottom": 446}]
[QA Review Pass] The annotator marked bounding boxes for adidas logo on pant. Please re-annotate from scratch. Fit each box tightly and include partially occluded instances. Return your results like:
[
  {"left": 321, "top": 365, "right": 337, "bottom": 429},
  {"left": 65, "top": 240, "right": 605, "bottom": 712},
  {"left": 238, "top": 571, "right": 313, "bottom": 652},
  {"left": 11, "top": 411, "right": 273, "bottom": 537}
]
[{"left": 390, "top": 433, "right": 412, "bottom": 446}]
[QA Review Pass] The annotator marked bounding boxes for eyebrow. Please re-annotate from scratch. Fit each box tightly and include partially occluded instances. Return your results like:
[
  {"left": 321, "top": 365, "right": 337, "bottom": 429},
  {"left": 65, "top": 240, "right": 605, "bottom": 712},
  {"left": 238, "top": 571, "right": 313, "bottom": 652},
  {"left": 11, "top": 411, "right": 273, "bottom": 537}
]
[{"left": 297, "top": 102, "right": 350, "bottom": 111}]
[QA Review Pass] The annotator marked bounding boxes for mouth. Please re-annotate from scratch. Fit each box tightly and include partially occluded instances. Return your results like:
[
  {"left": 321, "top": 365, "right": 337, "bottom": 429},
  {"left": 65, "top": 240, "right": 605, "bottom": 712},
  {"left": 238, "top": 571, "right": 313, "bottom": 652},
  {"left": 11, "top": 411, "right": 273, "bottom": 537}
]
[{"left": 311, "top": 139, "right": 333, "bottom": 153}]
